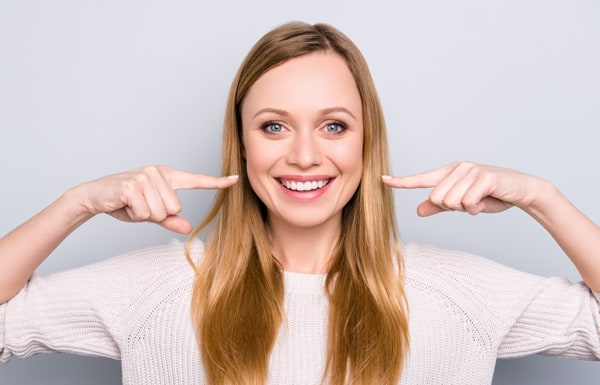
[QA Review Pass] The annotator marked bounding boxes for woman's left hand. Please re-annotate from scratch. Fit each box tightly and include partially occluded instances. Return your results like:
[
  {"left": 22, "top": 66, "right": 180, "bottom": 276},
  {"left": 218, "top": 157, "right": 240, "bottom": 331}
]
[
  {"left": 381, "top": 161, "right": 546, "bottom": 217},
  {"left": 383, "top": 161, "right": 600, "bottom": 292}
]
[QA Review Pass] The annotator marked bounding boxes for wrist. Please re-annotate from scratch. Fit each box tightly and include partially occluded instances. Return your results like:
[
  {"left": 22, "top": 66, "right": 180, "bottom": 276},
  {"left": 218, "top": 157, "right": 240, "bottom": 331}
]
[
  {"left": 57, "top": 186, "right": 97, "bottom": 228},
  {"left": 521, "top": 179, "right": 567, "bottom": 225}
]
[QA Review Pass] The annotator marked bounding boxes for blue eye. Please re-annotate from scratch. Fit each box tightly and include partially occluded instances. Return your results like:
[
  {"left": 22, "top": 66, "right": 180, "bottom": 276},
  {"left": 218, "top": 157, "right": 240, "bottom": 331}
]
[
  {"left": 325, "top": 122, "right": 345, "bottom": 133},
  {"left": 263, "top": 122, "right": 285, "bottom": 134}
]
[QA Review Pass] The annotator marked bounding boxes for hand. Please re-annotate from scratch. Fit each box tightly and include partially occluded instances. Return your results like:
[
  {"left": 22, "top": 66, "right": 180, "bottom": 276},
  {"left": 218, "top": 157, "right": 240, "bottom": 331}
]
[
  {"left": 382, "top": 161, "right": 545, "bottom": 217},
  {"left": 71, "top": 165, "right": 239, "bottom": 234}
]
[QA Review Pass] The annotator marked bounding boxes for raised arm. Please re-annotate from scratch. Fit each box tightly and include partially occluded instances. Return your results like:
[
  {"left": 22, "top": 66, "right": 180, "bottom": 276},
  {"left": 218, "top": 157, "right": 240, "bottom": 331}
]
[
  {"left": 0, "top": 165, "right": 238, "bottom": 303},
  {"left": 382, "top": 161, "right": 600, "bottom": 291}
]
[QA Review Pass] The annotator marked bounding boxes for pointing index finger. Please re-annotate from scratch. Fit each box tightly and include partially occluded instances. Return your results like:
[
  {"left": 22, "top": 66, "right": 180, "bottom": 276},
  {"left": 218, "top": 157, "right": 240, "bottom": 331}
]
[
  {"left": 381, "top": 163, "right": 458, "bottom": 189},
  {"left": 165, "top": 168, "right": 240, "bottom": 190}
]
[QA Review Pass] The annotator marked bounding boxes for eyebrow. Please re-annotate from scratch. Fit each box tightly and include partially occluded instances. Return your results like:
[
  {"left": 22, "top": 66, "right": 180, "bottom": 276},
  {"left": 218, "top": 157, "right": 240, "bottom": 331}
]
[{"left": 252, "top": 107, "right": 357, "bottom": 121}]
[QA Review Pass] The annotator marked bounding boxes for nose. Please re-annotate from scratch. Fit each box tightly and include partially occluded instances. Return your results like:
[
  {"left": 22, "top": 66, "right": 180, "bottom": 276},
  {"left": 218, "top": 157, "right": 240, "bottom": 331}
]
[{"left": 286, "top": 130, "right": 322, "bottom": 169}]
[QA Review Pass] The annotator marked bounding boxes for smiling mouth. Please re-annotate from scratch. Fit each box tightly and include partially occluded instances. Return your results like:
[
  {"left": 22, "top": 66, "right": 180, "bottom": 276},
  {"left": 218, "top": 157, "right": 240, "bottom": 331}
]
[{"left": 278, "top": 178, "right": 331, "bottom": 192}]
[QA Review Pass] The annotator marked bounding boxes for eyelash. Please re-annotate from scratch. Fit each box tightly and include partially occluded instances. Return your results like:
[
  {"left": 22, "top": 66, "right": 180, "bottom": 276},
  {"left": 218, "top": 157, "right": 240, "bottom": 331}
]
[
  {"left": 261, "top": 121, "right": 286, "bottom": 134},
  {"left": 323, "top": 121, "right": 346, "bottom": 134},
  {"left": 260, "top": 120, "right": 347, "bottom": 135}
]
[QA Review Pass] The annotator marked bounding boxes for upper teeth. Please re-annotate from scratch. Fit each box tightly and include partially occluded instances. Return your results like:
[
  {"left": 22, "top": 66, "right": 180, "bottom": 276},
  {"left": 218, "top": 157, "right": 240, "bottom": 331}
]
[{"left": 280, "top": 179, "right": 330, "bottom": 192}]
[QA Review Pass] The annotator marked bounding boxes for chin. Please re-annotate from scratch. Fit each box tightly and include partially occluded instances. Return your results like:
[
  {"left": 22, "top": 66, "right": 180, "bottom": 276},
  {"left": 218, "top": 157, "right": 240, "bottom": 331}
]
[{"left": 274, "top": 210, "right": 340, "bottom": 230}]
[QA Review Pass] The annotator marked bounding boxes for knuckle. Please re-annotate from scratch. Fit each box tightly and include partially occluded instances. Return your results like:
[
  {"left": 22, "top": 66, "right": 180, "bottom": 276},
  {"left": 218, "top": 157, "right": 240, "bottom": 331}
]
[
  {"left": 443, "top": 200, "right": 460, "bottom": 210},
  {"left": 462, "top": 195, "right": 476, "bottom": 206},
  {"left": 129, "top": 208, "right": 150, "bottom": 222},
  {"left": 155, "top": 164, "right": 171, "bottom": 175},
  {"left": 150, "top": 212, "right": 168, "bottom": 223},
  {"left": 170, "top": 201, "right": 183, "bottom": 214},
  {"left": 463, "top": 199, "right": 478, "bottom": 211},
  {"left": 457, "top": 161, "right": 475, "bottom": 171},
  {"left": 120, "top": 179, "right": 138, "bottom": 196},
  {"left": 133, "top": 172, "right": 150, "bottom": 185},
  {"left": 466, "top": 207, "right": 480, "bottom": 215},
  {"left": 164, "top": 202, "right": 182, "bottom": 216},
  {"left": 480, "top": 171, "right": 495, "bottom": 185},
  {"left": 141, "top": 165, "right": 160, "bottom": 177},
  {"left": 429, "top": 192, "right": 443, "bottom": 206}
]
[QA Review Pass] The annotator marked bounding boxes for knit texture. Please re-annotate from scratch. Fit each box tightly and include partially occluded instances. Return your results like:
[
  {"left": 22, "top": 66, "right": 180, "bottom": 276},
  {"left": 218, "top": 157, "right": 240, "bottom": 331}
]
[{"left": 1, "top": 239, "right": 599, "bottom": 384}]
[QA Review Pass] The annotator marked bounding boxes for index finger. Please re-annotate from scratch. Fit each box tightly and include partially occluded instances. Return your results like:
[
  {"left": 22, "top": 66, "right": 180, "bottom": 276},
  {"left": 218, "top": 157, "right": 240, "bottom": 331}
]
[
  {"left": 381, "top": 163, "right": 459, "bottom": 189},
  {"left": 163, "top": 167, "right": 240, "bottom": 190}
]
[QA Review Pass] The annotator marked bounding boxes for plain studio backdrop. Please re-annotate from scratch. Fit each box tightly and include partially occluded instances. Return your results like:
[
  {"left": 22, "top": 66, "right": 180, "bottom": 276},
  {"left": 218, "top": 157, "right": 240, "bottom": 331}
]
[{"left": 1, "top": 0, "right": 599, "bottom": 384}]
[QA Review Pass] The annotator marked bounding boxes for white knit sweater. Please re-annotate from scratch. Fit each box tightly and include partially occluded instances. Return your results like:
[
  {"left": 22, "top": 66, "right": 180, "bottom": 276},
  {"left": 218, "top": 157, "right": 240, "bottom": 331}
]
[{"left": 1, "top": 239, "right": 599, "bottom": 384}]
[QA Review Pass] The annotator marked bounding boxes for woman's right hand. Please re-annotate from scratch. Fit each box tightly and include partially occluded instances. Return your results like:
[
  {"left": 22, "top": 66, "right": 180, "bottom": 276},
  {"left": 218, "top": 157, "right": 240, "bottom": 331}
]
[
  {"left": 71, "top": 166, "right": 239, "bottom": 234},
  {"left": 0, "top": 166, "right": 238, "bottom": 303}
]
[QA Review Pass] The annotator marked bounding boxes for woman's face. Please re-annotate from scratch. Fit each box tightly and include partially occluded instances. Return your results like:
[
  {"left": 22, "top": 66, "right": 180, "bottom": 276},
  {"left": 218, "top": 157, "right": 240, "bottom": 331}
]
[{"left": 241, "top": 51, "right": 364, "bottom": 231}]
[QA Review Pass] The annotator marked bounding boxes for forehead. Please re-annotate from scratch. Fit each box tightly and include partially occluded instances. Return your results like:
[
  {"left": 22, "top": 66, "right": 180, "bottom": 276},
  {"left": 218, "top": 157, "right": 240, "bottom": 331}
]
[{"left": 241, "top": 51, "right": 362, "bottom": 120}]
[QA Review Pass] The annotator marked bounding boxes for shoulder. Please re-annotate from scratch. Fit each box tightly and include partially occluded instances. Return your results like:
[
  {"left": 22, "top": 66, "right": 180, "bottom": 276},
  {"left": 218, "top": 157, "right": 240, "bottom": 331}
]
[
  {"left": 400, "top": 243, "right": 549, "bottom": 353},
  {"left": 78, "top": 237, "right": 205, "bottom": 283},
  {"left": 402, "top": 242, "right": 542, "bottom": 287},
  {"left": 85, "top": 238, "right": 204, "bottom": 350},
  {"left": 24, "top": 238, "right": 207, "bottom": 313},
  {"left": 400, "top": 242, "right": 548, "bottom": 317},
  {"left": 113, "top": 239, "right": 204, "bottom": 354},
  {"left": 106, "top": 238, "right": 205, "bottom": 301}
]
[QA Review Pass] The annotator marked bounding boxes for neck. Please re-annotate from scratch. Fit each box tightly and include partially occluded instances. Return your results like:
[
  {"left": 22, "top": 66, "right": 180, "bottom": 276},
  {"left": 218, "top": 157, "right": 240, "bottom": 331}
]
[{"left": 268, "top": 215, "right": 341, "bottom": 274}]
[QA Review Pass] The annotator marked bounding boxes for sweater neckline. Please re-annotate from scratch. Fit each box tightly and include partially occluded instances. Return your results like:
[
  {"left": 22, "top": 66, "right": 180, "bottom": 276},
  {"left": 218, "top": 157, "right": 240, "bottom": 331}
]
[{"left": 283, "top": 270, "right": 327, "bottom": 295}]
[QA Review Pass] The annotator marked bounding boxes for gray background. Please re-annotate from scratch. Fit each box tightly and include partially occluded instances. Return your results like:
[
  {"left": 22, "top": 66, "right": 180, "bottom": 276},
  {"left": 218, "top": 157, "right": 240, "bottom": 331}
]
[{"left": 1, "top": 0, "right": 599, "bottom": 384}]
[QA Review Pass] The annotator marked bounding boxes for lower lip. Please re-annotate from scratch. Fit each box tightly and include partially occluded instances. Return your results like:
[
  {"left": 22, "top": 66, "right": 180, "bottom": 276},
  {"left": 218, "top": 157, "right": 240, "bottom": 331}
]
[{"left": 277, "top": 179, "right": 334, "bottom": 201}]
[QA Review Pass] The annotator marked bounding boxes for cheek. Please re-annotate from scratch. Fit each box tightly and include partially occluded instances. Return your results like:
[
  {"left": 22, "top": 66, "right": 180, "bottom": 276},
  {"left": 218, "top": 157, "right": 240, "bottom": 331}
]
[
  {"left": 245, "top": 140, "right": 273, "bottom": 174},
  {"left": 244, "top": 151, "right": 264, "bottom": 187},
  {"left": 243, "top": 139, "right": 278, "bottom": 196},
  {"left": 244, "top": 158, "right": 269, "bottom": 207},
  {"left": 243, "top": 136, "right": 260, "bottom": 174},
  {"left": 331, "top": 139, "right": 363, "bottom": 176}
]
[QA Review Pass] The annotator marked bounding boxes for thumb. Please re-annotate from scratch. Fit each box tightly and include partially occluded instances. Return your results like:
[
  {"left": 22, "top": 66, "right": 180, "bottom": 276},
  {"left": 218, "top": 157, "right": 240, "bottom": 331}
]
[
  {"left": 157, "top": 215, "right": 193, "bottom": 234},
  {"left": 416, "top": 201, "right": 447, "bottom": 217}
]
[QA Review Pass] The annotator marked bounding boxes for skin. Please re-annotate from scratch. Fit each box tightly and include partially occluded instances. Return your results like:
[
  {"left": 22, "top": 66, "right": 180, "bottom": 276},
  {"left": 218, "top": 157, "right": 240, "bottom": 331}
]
[
  {"left": 382, "top": 162, "right": 600, "bottom": 291},
  {"left": 240, "top": 51, "right": 364, "bottom": 273},
  {"left": 0, "top": 166, "right": 239, "bottom": 303},
  {"left": 1, "top": 54, "right": 599, "bottom": 304}
]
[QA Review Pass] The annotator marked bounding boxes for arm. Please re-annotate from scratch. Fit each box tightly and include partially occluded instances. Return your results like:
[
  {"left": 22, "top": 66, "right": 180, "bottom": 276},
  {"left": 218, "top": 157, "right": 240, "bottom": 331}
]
[
  {"left": 0, "top": 165, "right": 238, "bottom": 303},
  {"left": 382, "top": 161, "right": 600, "bottom": 291},
  {"left": 0, "top": 191, "right": 91, "bottom": 304},
  {"left": 524, "top": 181, "right": 600, "bottom": 291}
]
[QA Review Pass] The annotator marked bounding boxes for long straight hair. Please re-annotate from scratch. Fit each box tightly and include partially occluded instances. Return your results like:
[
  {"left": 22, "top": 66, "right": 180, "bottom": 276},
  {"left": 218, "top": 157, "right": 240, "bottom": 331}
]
[{"left": 186, "top": 22, "right": 409, "bottom": 385}]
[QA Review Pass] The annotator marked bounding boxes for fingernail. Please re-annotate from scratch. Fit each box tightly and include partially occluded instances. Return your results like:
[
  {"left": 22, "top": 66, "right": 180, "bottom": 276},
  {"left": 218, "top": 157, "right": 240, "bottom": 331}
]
[
  {"left": 381, "top": 175, "right": 392, "bottom": 180},
  {"left": 227, "top": 175, "right": 239, "bottom": 180}
]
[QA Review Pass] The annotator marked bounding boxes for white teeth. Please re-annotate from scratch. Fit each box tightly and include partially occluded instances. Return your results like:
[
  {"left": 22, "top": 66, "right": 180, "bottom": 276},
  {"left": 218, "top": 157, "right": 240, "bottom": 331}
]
[{"left": 280, "top": 178, "right": 330, "bottom": 192}]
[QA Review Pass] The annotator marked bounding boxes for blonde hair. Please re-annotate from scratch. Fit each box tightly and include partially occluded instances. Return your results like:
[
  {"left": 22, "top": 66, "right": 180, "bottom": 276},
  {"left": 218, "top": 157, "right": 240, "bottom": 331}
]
[{"left": 186, "top": 22, "right": 409, "bottom": 385}]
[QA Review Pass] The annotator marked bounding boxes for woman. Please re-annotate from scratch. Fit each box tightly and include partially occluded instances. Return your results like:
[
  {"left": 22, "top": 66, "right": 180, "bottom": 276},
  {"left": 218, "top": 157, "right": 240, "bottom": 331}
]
[{"left": 1, "top": 22, "right": 599, "bottom": 385}]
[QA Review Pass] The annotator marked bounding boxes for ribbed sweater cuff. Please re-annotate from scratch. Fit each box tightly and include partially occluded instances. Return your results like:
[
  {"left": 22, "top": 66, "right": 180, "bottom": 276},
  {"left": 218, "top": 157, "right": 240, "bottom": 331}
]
[{"left": 0, "top": 304, "right": 7, "bottom": 363}]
